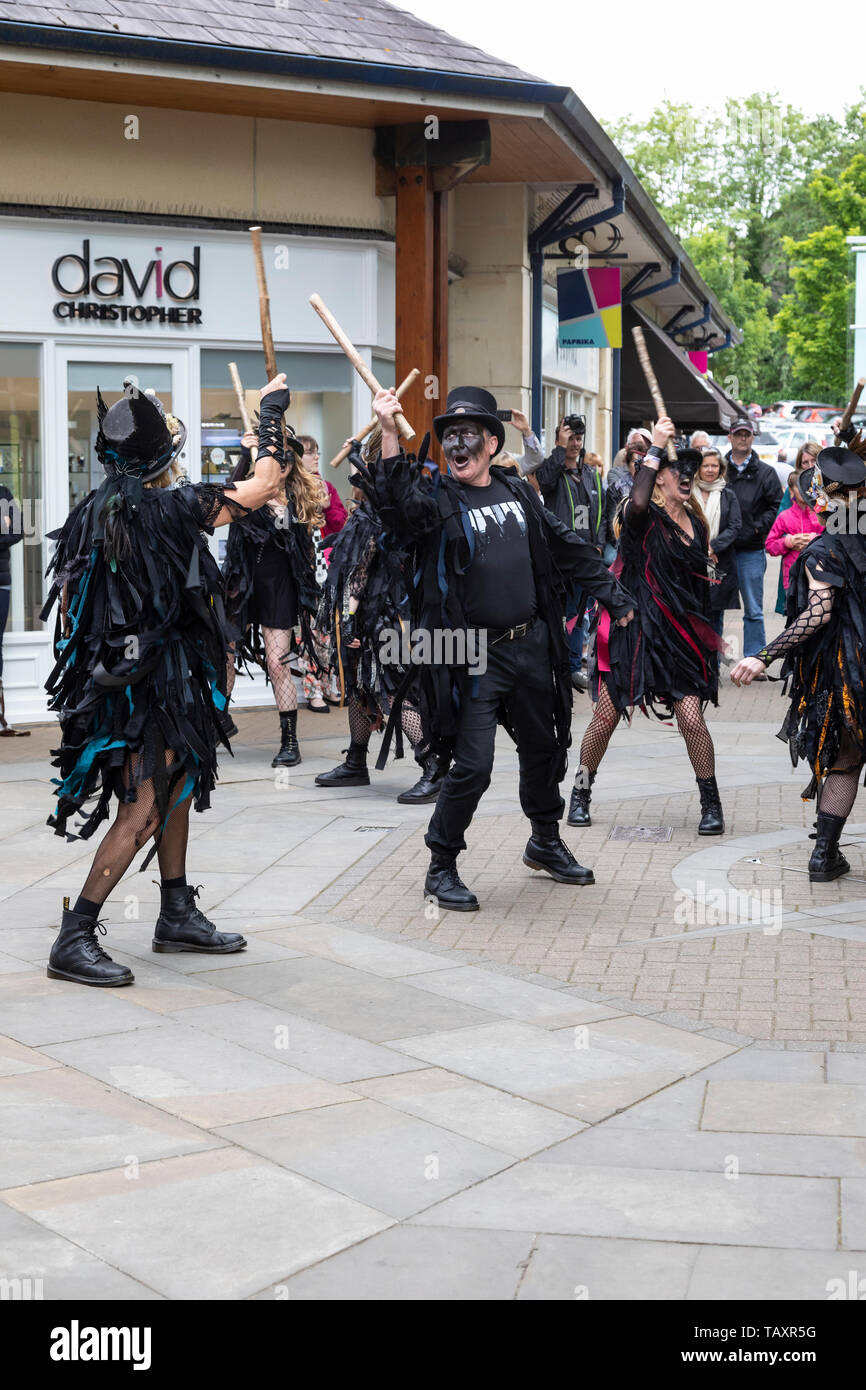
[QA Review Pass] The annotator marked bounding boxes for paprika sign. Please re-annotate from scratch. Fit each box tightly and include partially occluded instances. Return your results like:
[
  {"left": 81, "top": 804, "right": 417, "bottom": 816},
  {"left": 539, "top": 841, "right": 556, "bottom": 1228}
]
[
  {"left": 557, "top": 267, "right": 621, "bottom": 349},
  {"left": 51, "top": 238, "right": 203, "bottom": 326}
]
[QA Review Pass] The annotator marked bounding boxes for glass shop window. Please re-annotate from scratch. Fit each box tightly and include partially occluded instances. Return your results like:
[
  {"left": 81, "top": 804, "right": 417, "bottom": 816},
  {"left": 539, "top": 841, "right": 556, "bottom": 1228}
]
[{"left": 0, "top": 344, "right": 43, "bottom": 632}]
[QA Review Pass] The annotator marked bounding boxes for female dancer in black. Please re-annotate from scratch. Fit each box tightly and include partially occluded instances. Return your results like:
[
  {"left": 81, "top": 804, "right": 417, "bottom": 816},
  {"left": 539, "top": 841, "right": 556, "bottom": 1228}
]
[
  {"left": 222, "top": 417, "right": 323, "bottom": 768},
  {"left": 568, "top": 416, "right": 724, "bottom": 835},
  {"left": 314, "top": 435, "right": 443, "bottom": 803},
  {"left": 732, "top": 446, "right": 866, "bottom": 880},
  {"left": 43, "top": 375, "right": 291, "bottom": 987}
]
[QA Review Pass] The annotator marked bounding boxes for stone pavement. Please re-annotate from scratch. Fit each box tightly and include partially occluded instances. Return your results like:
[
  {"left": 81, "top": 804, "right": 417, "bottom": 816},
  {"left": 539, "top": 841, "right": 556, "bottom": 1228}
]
[{"left": 4, "top": 591, "right": 866, "bottom": 1299}]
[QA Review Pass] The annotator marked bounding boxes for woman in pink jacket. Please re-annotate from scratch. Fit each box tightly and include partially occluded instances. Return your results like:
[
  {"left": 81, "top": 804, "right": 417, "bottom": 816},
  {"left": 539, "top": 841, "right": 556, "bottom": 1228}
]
[{"left": 765, "top": 469, "right": 824, "bottom": 596}]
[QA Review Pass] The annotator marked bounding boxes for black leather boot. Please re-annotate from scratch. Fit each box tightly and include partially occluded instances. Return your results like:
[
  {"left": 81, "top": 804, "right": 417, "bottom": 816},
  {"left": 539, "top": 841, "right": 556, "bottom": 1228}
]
[
  {"left": 424, "top": 853, "right": 479, "bottom": 911},
  {"left": 696, "top": 776, "right": 725, "bottom": 835},
  {"left": 567, "top": 769, "right": 595, "bottom": 827},
  {"left": 314, "top": 741, "right": 370, "bottom": 788},
  {"left": 808, "top": 811, "right": 850, "bottom": 883},
  {"left": 523, "top": 823, "right": 595, "bottom": 885},
  {"left": 272, "top": 710, "right": 301, "bottom": 768},
  {"left": 397, "top": 754, "right": 445, "bottom": 805},
  {"left": 47, "top": 900, "right": 134, "bottom": 987},
  {"left": 153, "top": 884, "right": 247, "bottom": 954}
]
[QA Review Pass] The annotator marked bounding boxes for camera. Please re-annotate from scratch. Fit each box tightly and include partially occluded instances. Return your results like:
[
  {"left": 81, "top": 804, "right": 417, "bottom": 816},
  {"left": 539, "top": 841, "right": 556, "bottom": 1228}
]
[
  {"left": 563, "top": 413, "right": 586, "bottom": 437},
  {"left": 496, "top": 409, "right": 513, "bottom": 422}
]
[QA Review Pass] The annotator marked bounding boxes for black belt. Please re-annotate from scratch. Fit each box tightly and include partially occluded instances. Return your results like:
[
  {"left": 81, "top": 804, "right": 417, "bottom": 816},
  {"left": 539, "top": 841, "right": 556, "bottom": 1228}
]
[{"left": 482, "top": 615, "right": 537, "bottom": 647}]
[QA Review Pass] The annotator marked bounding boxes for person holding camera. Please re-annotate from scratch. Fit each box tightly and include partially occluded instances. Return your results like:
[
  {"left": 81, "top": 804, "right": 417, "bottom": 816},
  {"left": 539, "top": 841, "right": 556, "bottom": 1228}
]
[{"left": 533, "top": 415, "right": 604, "bottom": 692}]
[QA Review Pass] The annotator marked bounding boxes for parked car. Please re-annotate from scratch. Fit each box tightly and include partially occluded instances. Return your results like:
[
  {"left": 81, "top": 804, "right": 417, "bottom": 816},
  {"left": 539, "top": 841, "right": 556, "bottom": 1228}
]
[
  {"left": 775, "top": 426, "right": 827, "bottom": 465},
  {"left": 770, "top": 400, "right": 837, "bottom": 421},
  {"left": 791, "top": 405, "right": 841, "bottom": 424}
]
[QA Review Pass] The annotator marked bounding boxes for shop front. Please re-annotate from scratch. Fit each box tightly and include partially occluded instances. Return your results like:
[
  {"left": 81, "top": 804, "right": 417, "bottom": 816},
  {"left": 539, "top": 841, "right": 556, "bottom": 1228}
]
[{"left": 0, "top": 215, "right": 395, "bottom": 720}]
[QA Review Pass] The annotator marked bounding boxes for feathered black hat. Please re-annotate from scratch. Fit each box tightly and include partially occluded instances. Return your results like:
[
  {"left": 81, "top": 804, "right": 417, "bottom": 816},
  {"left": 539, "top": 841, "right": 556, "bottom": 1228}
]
[
  {"left": 95, "top": 378, "right": 186, "bottom": 483},
  {"left": 805, "top": 444, "right": 866, "bottom": 512}
]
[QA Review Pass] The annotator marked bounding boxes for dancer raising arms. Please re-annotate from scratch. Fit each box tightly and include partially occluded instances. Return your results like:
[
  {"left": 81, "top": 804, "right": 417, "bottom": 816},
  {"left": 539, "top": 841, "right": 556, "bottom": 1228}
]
[
  {"left": 732, "top": 446, "right": 866, "bottom": 882},
  {"left": 43, "top": 375, "right": 291, "bottom": 987},
  {"left": 568, "top": 416, "right": 725, "bottom": 835},
  {"left": 222, "top": 407, "right": 324, "bottom": 768}
]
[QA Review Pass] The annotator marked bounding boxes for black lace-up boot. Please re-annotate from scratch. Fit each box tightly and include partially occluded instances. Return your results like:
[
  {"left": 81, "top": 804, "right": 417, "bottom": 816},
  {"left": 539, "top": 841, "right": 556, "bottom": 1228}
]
[
  {"left": 314, "top": 741, "right": 370, "bottom": 788},
  {"left": 424, "top": 852, "right": 479, "bottom": 911},
  {"left": 47, "top": 900, "right": 134, "bottom": 987},
  {"left": 153, "top": 884, "right": 247, "bottom": 954},
  {"left": 523, "top": 823, "right": 595, "bottom": 885},
  {"left": 272, "top": 710, "right": 300, "bottom": 768},
  {"left": 696, "top": 776, "right": 725, "bottom": 835},
  {"left": 567, "top": 770, "right": 595, "bottom": 827},
  {"left": 397, "top": 754, "right": 445, "bottom": 805},
  {"left": 808, "top": 812, "right": 850, "bottom": 883}
]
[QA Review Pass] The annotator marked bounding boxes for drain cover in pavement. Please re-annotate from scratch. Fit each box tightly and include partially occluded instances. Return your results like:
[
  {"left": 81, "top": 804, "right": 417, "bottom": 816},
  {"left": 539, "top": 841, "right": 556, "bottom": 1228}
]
[{"left": 608, "top": 825, "right": 673, "bottom": 842}]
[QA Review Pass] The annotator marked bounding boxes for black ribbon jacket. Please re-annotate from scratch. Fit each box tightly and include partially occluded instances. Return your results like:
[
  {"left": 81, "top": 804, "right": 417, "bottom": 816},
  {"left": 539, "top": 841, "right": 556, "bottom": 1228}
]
[
  {"left": 363, "top": 451, "right": 635, "bottom": 781},
  {"left": 604, "top": 463, "right": 721, "bottom": 719},
  {"left": 775, "top": 530, "right": 866, "bottom": 799},
  {"left": 41, "top": 476, "right": 247, "bottom": 860}
]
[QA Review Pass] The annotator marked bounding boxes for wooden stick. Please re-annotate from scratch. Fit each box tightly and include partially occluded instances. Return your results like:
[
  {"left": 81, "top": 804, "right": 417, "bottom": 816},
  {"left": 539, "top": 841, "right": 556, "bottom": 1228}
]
[
  {"left": 840, "top": 377, "right": 866, "bottom": 434},
  {"left": 309, "top": 293, "right": 414, "bottom": 442},
  {"left": 228, "top": 362, "right": 253, "bottom": 436},
  {"left": 228, "top": 361, "right": 257, "bottom": 466},
  {"left": 249, "top": 227, "right": 277, "bottom": 380},
  {"left": 631, "top": 325, "right": 677, "bottom": 462},
  {"left": 329, "top": 368, "right": 421, "bottom": 467}
]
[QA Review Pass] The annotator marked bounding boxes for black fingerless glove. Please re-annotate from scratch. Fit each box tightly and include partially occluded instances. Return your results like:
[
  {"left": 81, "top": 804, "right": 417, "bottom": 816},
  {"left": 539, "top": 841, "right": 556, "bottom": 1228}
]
[{"left": 258, "top": 389, "right": 292, "bottom": 459}]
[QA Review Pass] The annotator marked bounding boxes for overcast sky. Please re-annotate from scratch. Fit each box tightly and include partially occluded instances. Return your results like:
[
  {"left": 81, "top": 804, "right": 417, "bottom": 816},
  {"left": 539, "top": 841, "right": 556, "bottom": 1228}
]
[{"left": 400, "top": 0, "right": 856, "bottom": 127}]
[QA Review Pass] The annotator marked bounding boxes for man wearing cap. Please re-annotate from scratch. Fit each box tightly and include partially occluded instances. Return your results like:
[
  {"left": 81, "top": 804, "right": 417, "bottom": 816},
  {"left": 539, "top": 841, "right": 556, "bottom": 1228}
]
[
  {"left": 369, "top": 384, "right": 635, "bottom": 911},
  {"left": 725, "top": 416, "right": 782, "bottom": 664}
]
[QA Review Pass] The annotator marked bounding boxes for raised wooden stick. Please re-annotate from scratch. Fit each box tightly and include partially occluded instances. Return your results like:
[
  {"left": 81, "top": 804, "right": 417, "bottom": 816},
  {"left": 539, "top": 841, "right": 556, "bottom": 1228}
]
[
  {"left": 329, "top": 368, "right": 421, "bottom": 467},
  {"left": 249, "top": 227, "right": 277, "bottom": 380},
  {"left": 309, "top": 293, "right": 414, "bottom": 442},
  {"left": 631, "top": 325, "right": 677, "bottom": 462},
  {"left": 228, "top": 361, "right": 257, "bottom": 464},
  {"left": 840, "top": 377, "right": 866, "bottom": 435}
]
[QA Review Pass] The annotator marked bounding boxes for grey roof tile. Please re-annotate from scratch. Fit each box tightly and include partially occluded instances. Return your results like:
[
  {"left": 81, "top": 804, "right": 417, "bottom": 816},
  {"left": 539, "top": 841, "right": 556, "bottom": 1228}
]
[{"left": 0, "top": 0, "right": 543, "bottom": 81}]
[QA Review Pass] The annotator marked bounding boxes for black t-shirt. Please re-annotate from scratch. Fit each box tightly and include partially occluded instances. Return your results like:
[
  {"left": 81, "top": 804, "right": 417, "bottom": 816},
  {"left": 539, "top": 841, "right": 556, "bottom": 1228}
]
[{"left": 458, "top": 475, "right": 536, "bottom": 628}]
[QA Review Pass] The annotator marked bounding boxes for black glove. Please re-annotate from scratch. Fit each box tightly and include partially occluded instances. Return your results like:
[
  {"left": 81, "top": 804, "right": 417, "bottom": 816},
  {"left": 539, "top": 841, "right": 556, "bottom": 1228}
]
[{"left": 259, "top": 387, "right": 292, "bottom": 419}]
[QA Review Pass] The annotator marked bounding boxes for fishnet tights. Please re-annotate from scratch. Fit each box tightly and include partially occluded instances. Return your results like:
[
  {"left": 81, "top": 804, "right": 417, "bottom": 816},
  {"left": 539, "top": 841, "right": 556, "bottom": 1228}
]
[
  {"left": 346, "top": 693, "right": 423, "bottom": 752},
  {"left": 577, "top": 685, "right": 715, "bottom": 782},
  {"left": 263, "top": 627, "right": 297, "bottom": 713},
  {"left": 79, "top": 752, "right": 191, "bottom": 905},
  {"left": 819, "top": 734, "right": 864, "bottom": 818}
]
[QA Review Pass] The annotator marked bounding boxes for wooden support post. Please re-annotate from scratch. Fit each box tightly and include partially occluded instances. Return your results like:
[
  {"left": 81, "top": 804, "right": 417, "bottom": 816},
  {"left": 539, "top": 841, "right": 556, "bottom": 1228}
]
[
  {"left": 432, "top": 189, "right": 449, "bottom": 471},
  {"left": 395, "top": 166, "right": 436, "bottom": 455}
]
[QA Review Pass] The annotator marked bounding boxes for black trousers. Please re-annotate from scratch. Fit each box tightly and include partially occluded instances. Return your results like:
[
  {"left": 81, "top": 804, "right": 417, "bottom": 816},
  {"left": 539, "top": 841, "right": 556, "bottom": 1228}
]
[{"left": 425, "top": 618, "right": 565, "bottom": 856}]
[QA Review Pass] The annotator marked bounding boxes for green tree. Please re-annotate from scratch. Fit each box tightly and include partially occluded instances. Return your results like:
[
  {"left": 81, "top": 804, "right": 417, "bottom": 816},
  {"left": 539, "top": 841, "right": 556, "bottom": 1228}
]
[{"left": 684, "top": 228, "right": 776, "bottom": 400}]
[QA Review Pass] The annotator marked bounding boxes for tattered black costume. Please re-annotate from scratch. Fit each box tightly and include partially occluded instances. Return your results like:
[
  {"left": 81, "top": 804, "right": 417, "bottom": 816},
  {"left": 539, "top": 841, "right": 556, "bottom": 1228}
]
[
  {"left": 570, "top": 448, "right": 725, "bottom": 836},
  {"left": 43, "top": 401, "right": 243, "bottom": 860}
]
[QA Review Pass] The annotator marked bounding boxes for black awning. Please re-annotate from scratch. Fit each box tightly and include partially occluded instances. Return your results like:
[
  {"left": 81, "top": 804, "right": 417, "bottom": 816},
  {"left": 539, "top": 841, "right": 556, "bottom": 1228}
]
[{"left": 621, "top": 303, "right": 739, "bottom": 432}]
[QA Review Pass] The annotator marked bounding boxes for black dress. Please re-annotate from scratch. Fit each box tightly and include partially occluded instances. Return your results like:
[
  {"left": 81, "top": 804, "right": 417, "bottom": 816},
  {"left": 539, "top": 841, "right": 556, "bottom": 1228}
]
[
  {"left": 42, "top": 477, "right": 244, "bottom": 862},
  {"left": 776, "top": 530, "right": 866, "bottom": 799},
  {"left": 602, "top": 478, "right": 720, "bottom": 717},
  {"left": 222, "top": 491, "right": 318, "bottom": 675}
]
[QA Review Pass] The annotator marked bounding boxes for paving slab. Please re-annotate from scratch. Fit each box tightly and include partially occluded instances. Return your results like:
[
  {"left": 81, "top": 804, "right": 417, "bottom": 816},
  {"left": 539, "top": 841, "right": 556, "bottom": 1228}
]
[
  {"left": 516, "top": 1234, "right": 699, "bottom": 1301},
  {"left": 168, "top": 998, "right": 427, "bottom": 1084},
  {"left": 195, "top": 956, "right": 497, "bottom": 1042},
  {"left": 412, "top": 1163, "right": 838, "bottom": 1249},
  {"left": 258, "top": 922, "right": 457, "bottom": 978},
  {"left": 254, "top": 1225, "right": 534, "bottom": 1300},
  {"left": 686, "top": 1244, "right": 866, "bottom": 1301},
  {"left": 0, "top": 1201, "right": 163, "bottom": 1301},
  {"left": 538, "top": 1124, "right": 866, "bottom": 1178},
  {"left": 216, "top": 1098, "right": 515, "bottom": 1219},
  {"left": 355, "top": 1068, "right": 585, "bottom": 1157},
  {"left": 841, "top": 1180, "right": 866, "bottom": 1249},
  {"left": 0, "top": 1068, "right": 223, "bottom": 1188},
  {"left": 42, "top": 1022, "right": 358, "bottom": 1128},
  {"left": 0, "top": 971, "right": 164, "bottom": 1047},
  {"left": 703, "top": 1080, "right": 866, "bottom": 1137},
  {"left": 1, "top": 1147, "right": 393, "bottom": 1300},
  {"left": 390, "top": 1020, "right": 723, "bottom": 1122},
  {"left": 0, "top": 1034, "right": 63, "bottom": 1079},
  {"left": 392, "top": 965, "right": 627, "bottom": 1028}
]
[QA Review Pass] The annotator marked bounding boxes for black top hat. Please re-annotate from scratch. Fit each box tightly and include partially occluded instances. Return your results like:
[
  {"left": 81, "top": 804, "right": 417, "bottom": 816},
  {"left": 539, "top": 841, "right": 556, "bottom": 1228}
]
[
  {"left": 433, "top": 387, "right": 505, "bottom": 455},
  {"left": 814, "top": 446, "right": 866, "bottom": 488},
  {"left": 658, "top": 446, "right": 703, "bottom": 479},
  {"left": 96, "top": 380, "right": 186, "bottom": 483}
]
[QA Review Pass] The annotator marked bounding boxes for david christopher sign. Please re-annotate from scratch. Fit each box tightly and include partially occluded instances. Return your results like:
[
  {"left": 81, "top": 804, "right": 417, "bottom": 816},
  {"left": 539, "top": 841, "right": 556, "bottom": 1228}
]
[{"left": 52, "top": 239, "right": 203, "bottom": 325}]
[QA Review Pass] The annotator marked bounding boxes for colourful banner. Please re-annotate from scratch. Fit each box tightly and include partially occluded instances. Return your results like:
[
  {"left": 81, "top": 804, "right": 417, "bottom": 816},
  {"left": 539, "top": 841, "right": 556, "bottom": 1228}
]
[{"left": 557, "top": 267, "right": 621, "bottom": 349}]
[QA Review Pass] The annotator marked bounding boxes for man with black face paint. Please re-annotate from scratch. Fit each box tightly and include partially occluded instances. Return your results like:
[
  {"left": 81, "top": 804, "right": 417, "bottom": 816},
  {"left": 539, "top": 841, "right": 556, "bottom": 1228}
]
[{"left": 368, "top": 385, "right": 636, "bottom": 912}]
